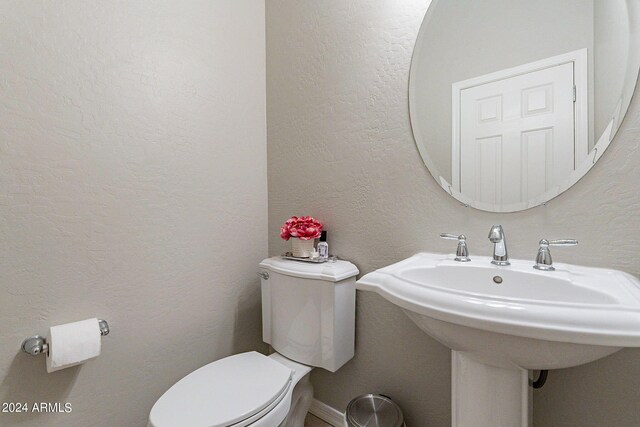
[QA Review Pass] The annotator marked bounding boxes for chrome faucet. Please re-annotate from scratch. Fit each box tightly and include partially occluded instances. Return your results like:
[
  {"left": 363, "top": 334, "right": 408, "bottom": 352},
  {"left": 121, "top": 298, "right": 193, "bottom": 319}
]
[
  {"left": 533, "top": 239, "right": 578, "bottom": 271},
  {"left": 440, "top": 233, "right": 471, "bottom": 262},
  {"left": 488, "top": 225, "right": 510, "bottom": 266}
]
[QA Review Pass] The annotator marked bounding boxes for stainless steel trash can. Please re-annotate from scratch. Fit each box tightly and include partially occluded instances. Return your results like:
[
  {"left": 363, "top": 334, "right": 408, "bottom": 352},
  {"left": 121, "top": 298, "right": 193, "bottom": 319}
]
[{"left": 346, "top": 394, "right": 405, "bottom": 427}]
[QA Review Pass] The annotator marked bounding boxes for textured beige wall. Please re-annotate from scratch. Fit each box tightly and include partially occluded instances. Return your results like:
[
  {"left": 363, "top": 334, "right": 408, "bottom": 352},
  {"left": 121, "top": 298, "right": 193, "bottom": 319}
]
[
  {"left": 266, "top": 1, "right": 640, "bottom": 426},
  {"left": 1, "top": 1, "right": 267, "bottom": 426}
]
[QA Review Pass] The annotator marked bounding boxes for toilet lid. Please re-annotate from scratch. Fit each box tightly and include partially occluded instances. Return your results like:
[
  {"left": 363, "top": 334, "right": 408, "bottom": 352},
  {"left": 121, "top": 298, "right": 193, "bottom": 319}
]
[{"left": 149, "top": 352, "right": 293, "bottom": 427}]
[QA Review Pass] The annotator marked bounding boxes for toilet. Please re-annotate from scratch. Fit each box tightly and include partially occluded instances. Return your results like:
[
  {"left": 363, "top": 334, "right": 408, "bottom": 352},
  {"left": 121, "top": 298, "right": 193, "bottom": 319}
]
[{"left": 148, "top": 257, "right": 359, "bottom": 427}]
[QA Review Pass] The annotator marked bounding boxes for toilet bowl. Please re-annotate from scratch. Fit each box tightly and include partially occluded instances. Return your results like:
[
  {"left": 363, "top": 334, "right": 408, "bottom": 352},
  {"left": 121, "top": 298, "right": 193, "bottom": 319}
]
[
  {"left": 149, "top": 257, "right": 358, "bottom": 427},
  {"left": 148, "top": 352, "right": 312, "bottom": 427}
]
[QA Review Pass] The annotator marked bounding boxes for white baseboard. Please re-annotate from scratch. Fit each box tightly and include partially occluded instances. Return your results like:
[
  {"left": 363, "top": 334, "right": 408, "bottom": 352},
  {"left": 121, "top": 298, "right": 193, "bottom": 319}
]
[{"left": 309, "top": 398, "right": 348, "bottom": 427}]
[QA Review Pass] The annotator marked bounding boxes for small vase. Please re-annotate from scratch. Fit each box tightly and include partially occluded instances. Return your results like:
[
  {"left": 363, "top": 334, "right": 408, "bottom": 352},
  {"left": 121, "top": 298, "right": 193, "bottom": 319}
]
[{"left": 291, "top": 238, "right": 315, "bottom": 258}]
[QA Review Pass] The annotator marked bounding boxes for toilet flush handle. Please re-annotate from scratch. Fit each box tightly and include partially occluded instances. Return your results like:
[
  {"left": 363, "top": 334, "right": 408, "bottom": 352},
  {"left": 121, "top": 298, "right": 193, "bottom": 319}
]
[{"left": 257, "top": 271, "right": 269, "bottom": 280}]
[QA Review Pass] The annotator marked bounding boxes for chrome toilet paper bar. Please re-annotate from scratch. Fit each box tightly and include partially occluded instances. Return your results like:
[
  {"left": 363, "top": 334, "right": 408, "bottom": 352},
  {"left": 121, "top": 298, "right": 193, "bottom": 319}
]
[{"left": 21, "top": 319, "right": 110, "bottom": 356}]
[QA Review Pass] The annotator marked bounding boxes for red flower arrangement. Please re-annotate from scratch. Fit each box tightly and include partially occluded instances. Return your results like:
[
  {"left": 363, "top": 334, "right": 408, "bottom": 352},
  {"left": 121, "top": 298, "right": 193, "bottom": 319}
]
[{"left": 280, "top": 216, "right": 323, "bottom": 241}]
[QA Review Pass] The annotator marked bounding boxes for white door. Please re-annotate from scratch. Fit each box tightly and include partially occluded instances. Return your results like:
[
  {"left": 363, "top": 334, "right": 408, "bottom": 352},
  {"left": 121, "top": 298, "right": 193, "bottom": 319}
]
[{"left": 458, "top": 62, "right": 575, "bottom": 206}]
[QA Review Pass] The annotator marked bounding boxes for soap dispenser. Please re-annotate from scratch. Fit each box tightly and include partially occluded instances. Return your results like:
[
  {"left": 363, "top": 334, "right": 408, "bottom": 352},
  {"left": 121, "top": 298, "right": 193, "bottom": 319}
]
[{"left": 317, "top": 231, "right": 329, "bottom": 260}]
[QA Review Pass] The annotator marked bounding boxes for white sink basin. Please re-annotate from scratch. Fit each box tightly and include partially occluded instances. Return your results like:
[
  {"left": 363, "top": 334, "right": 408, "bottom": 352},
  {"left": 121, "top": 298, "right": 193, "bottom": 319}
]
[
  {"left": 399, "top": 264, "right": 619, "bottom": 304},
  {"left": 356, "top": 252, "right": 640, "bottom": 427}
]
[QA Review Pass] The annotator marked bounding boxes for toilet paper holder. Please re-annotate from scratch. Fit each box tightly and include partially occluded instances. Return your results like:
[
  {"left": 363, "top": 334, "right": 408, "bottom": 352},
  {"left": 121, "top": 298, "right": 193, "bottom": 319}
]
[{"left": 21, "top": 319, "right": 110, "bottom": 356}]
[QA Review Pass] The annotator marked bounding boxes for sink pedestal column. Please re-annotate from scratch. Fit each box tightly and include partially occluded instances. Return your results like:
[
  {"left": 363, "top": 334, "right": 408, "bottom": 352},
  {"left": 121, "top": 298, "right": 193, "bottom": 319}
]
[{"left": 452, "top": 351, "right": 531, "bottom": 427}]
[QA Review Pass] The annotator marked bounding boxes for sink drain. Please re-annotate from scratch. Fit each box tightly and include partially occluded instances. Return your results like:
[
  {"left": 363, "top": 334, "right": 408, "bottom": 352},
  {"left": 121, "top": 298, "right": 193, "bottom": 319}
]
[{"left": 493, "top": 276, "right": 503, "bottom": 284}]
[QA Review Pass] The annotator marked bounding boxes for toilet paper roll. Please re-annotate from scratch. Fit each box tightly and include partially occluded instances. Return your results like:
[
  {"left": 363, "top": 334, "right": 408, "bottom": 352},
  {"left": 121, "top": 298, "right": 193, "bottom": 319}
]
[{"left": 46, "top": 318, "right": 101, "bottom": 373}]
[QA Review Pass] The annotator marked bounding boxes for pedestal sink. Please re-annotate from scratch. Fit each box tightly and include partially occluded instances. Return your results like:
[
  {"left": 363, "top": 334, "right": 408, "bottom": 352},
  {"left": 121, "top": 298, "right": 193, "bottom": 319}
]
[{"left": 356, "top": 252, "right": 640, "bottom": 427}]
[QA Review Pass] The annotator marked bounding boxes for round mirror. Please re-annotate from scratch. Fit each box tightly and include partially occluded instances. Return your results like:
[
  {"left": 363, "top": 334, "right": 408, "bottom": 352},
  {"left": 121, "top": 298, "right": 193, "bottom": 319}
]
[{"left": 409, "top": 0, "right": 640, "bottom": 212}]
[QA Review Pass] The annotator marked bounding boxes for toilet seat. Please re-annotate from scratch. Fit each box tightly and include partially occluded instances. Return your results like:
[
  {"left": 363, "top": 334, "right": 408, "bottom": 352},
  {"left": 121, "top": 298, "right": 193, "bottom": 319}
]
[{"left": 149, "top": 352, "right": 293, "bottom": 427}]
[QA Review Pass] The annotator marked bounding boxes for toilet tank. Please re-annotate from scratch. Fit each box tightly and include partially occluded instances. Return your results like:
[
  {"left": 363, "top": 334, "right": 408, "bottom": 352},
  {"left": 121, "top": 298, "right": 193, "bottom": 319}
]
[{"left": 259, "top": 257, "right": 359, "bottom": 372}]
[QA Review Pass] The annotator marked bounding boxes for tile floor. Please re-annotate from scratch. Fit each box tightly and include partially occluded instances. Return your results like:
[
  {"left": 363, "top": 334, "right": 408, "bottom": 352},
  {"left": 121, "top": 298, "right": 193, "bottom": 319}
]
[{"left": 304, "top": 413, "right": 334, "bottom": 427}]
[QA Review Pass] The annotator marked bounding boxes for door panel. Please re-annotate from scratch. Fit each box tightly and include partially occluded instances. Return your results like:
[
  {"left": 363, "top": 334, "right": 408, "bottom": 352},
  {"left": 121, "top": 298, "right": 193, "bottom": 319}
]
[{"left": 459, "top": 62, "right": 575, "bottom": 205}]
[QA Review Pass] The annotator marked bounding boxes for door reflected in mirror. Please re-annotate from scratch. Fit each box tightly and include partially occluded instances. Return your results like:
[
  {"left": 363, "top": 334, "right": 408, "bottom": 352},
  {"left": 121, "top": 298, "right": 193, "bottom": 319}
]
[{"left": 409, "top": 0, "right": 640, "bottom": 212}]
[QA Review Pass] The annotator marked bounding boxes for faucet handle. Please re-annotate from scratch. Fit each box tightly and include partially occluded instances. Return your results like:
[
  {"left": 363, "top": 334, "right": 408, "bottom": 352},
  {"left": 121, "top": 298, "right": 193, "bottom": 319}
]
[
  {"left": 534, "top": 239, "right": 578, "bottom": 271},
  {"left": 440, "top": 233, "right": 461, "bottom": 240},
  {"left": 546, "top": 239, "right": 578, "bottom": 246},
  {"left": 440, "top": 233, "right": 471, "bottom": 262}
]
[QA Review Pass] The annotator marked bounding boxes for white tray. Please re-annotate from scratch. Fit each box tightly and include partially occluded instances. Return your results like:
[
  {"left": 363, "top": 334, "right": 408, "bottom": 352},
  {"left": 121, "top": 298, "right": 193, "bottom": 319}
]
[{"left": 280, "top": 252, "right": 336, "bottom": 263}]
